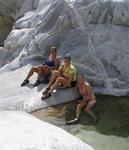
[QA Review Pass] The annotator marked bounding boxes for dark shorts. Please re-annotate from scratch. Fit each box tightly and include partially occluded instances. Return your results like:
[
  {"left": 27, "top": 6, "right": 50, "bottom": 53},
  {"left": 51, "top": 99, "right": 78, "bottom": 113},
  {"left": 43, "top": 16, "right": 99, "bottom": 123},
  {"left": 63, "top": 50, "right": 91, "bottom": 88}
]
[
  {"left": 42, "top": 71, "right": 52, "bottom": 84},
  {"left": 71, "top": 80, "right": 77, "bottom": 87}
]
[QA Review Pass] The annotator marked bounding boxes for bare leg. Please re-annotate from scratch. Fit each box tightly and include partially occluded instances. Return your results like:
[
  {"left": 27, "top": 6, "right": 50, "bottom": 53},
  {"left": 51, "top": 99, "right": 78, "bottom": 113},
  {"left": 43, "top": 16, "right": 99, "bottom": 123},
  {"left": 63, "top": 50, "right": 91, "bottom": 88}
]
[
  {"left": 76, "top": 102, "right": 86, "bottom": 119},
  {"left": 85, "top": 100, "right": 96, "bottom": 120},
  {"left": 37, "top": 65, "right": 49, "bottom": 81},
  {"left": 47, "top": 77, "right": 66, "bottom": 93},
  {"left": 25, "top": 67, "right": 38, "bottom": 80},
  {"left": 21, "top": 66, "right": 39, "bottom": 86},
  {"left": 76, "top": 105, "right": 81, "bottom": 119},
  {"left": 47, "top": 70, "right": 62, "bottom": 89},
  {"left": 65, "top": 101, "right": 86, "bottom": 124}
]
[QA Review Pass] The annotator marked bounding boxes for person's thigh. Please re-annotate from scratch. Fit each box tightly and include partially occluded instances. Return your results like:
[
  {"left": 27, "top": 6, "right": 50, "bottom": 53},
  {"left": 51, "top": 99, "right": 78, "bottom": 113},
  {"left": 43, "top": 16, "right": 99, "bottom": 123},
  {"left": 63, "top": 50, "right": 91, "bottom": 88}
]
[
  {"left": 78, "top": 101, "right": 87, "bottom": 109},
  {"left": 56, "top": 77, "right": 67, "bottom": 85},
  {"left": 51, "top": 70, "right": 62, "bottom": 78},
  {"left": 38, "top": 65, "right": 49, "bottom": 74},
  {"left": 85, "top": 100, "right": 96, "bottom": 110},
  {"left": 31, "top": 66, "right": 39, "bottom": 73}
]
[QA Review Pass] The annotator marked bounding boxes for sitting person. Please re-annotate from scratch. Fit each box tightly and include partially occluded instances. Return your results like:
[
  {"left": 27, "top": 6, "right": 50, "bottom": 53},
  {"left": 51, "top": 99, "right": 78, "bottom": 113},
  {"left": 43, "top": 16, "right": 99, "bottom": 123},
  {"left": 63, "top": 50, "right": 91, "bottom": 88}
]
[
  {"left": 66, "top": 74, "right": 98, "bottom": 125},
  {"left": 21, "top": 47, "right": 60, "bottom": 87},
  {"left": 41, "top": 54, "right": 77, "bottom": 99}
]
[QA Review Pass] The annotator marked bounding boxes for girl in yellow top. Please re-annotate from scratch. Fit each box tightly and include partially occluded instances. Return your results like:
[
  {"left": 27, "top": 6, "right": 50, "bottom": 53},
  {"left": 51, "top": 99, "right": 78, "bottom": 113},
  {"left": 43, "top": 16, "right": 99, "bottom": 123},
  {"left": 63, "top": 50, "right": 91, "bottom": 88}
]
[
  {"left": 58, "top": 61, "right": 76, "bottom": 87},
  {"left": 42, "top": 54, "right": 77, "bottom": 99}
]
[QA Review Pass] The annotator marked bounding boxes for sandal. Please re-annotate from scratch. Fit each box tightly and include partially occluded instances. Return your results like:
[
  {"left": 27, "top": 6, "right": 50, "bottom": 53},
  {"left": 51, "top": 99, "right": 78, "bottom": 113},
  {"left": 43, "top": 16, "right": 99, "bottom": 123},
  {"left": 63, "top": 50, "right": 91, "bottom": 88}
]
[
  {"left": 41, "top": 92, "right": 51, "bottom": 100},
  {"left": 33, "top": 80, "right": 41, "bottom": 87},
  {"left": 42, "top": 87, "right": 50, "bottom": 95},
  {"left": 21, "top": 79, "right": 29, "bottom": 86}
]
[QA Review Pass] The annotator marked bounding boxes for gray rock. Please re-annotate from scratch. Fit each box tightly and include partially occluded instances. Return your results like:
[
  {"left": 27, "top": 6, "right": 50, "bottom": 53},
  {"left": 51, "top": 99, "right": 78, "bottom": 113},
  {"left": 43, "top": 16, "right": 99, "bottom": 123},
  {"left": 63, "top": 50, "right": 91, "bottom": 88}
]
[
  {"left": 0, "top": 111, "right": 94, "bottom": 150},
  {"left": 16, "top": 0, "right": 39, "bottom": 19},
  {"left": 0, "top": 65, "right": 79, "bottom": 112},
  {"left": 0, "top": 0, "right": 16, "bottom": 45},
  {"left": 1, "top": 0, "right": 129, "bottom": 96}
]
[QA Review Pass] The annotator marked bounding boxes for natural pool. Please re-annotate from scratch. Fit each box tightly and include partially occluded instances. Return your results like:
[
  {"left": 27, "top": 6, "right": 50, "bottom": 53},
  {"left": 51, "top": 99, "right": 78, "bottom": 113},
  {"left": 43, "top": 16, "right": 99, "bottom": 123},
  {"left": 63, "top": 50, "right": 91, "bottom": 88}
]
[{"left": 32, "top": 95, "right": 129, "bottom": 150}]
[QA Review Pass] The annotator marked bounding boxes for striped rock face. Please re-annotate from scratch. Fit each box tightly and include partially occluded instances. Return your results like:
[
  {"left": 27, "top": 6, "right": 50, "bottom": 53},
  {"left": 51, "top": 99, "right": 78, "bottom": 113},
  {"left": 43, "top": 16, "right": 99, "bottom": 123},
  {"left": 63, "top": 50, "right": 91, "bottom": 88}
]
[{"left": 1, "top": 0, "right": 129, "bottom": 97}]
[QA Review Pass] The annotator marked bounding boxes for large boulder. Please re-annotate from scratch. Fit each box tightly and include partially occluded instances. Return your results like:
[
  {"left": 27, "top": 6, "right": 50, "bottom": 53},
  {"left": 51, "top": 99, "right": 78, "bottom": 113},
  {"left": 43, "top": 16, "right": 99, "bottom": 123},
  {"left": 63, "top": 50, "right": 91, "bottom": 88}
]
[
  {"left": 0, "top": 65, "right": 79, "bottom": 112},
  {"left": 1, "top": 0, "right": 129, "bottom": 96},
  {"left": 0, "top": 0, "right": 16, "bottom": 45},
  {"left": 16, "top": 0, "right": 39, "bottom": 19},
  {"left": 0, "top": 111, "right": 94, "bottom": 150}
]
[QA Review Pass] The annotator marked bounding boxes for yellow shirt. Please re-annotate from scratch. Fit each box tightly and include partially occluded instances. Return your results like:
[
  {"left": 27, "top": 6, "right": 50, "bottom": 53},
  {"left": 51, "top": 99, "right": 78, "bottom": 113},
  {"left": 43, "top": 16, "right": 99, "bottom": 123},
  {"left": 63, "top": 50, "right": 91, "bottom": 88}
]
[{"left": 58, "top": 63, "right": 76, "bottom": 81}]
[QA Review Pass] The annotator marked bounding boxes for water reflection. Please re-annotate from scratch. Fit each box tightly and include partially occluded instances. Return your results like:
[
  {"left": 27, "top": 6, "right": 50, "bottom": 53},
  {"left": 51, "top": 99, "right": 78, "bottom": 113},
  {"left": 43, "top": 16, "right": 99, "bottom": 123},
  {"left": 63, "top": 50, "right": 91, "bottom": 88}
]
[{"left": 32, "top": 95, "right": 129, "bottom": 150}]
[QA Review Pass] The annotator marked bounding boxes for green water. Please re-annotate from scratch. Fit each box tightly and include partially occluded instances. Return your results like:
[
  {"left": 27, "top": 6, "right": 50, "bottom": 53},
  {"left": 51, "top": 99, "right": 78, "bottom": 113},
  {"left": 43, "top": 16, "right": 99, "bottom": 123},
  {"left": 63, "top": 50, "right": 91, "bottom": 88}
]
[
  {"left": 77, "top": 95, "right": 129, "bottom": 137},
  {"left": 32, "top": 95, "right": 129, "bottom": 150}
]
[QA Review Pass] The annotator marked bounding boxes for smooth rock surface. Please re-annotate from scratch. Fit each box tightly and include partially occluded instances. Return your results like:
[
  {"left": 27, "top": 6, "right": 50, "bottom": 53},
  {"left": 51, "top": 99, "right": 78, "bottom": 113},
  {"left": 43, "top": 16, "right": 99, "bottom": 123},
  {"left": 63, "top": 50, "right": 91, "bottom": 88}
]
[
  {"left": 0, "top": 65, "right": 79, "bottom": 112},
  {"left": 0, "top": 111, "right": 93, "bottom": 150},
  {"left": 0, "top": 0, "right": 16, "bottom": 45},
  {"left": 1, "top": 0, "right": 129, "bottom": 96},
  {"left": 16, "top": 0, "right": 39, "bottom": 19}
]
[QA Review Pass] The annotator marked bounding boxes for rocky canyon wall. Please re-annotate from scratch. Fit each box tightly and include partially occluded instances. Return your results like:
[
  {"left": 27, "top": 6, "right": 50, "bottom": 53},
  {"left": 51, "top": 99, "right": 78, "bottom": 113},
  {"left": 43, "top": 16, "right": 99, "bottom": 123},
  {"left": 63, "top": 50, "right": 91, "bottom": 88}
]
[{"left": 1, "top": 0, "right": 129, "bottom": 96}]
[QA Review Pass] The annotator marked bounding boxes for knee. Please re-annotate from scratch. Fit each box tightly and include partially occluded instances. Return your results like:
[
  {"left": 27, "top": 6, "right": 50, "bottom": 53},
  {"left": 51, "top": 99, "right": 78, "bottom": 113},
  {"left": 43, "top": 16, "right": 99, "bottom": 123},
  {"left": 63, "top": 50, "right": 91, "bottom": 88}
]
[
  {"left": 31, "top": 67, "right": 37, "bottom": 72},
  {"left": 37, "top": 65, "right": 44, "bottom": 70},
  {"left": 53, "top": 70, "right": 59, "bottom": 74},
  {"left": 56, "top": 77, "right": 63, "bottom": 83},
  {"left": 52, "top": 70, "right": 60, "bottom": 76},
  {"left": 57, "top": 77, "right": 63, "bottom": 81}
]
